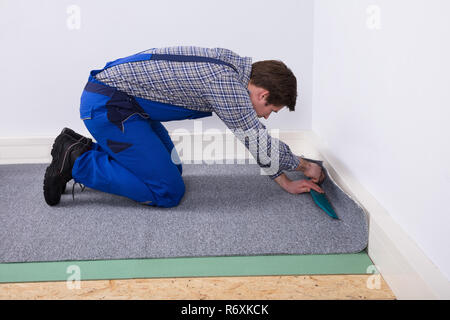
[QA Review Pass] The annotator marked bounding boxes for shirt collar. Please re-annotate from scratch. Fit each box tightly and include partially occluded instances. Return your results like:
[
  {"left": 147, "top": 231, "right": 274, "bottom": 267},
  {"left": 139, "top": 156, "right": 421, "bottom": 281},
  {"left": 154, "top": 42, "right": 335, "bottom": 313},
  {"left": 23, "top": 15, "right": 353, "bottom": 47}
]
[{"left": 239, "top": 56, "right": 252, "bottom": 88}]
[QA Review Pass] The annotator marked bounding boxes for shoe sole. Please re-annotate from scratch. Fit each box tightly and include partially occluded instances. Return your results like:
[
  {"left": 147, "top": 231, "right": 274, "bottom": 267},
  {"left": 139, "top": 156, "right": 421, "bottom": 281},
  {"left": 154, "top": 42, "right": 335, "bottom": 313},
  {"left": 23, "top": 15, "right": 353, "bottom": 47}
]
[
  {"left": 44, "top": 134, "right": 65, "bottom": 205},
  {"left": 44, "top": 133, "right": 77, "bottom": 205},
  {"left": 43, "top": 164, "right": 64, "bottom": 206},
  {"left": 53, "top": 130, "right": 70, "bottom": 194}
]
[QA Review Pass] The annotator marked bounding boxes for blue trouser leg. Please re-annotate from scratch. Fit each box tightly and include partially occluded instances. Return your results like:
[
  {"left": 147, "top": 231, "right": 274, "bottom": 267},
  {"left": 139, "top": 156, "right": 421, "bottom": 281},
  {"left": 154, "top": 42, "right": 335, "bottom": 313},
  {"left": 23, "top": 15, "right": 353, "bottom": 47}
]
[
  {"left": 73, "top": 106, "right": 191, "bottom": 209},
  {"left": 73, "top": 76, "right": 211, "bottom": 208},
  {"left": 149, "top": 120, "right": 182, "bottom": 175},
  {"left": 72, "top": 141, "right": 163, "bottom": 205},
  {"left": 73, "top": 110, "right": 185, "bottom": 208}
]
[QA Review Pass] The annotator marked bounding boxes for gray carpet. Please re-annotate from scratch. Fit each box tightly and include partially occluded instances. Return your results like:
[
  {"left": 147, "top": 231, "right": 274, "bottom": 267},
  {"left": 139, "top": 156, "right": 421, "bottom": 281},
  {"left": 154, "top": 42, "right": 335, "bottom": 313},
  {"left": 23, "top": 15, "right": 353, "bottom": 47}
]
[{"left": 0, "top": 162, "right": 368, "bottom": 263}]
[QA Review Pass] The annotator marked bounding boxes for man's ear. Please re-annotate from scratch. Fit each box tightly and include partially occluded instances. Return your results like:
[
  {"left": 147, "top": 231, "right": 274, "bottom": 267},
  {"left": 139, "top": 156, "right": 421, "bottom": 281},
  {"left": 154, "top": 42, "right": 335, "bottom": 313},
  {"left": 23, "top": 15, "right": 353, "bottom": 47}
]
[{"left": 260, "top": 90, "right": 270, "bottom": 102}]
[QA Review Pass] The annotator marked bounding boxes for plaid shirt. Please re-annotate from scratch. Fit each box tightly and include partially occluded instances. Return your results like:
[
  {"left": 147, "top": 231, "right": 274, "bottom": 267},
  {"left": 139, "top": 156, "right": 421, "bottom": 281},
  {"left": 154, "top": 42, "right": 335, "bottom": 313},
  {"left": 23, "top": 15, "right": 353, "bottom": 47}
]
[{"left": 94, "top": 46, "right": 300, "bottom": 179}]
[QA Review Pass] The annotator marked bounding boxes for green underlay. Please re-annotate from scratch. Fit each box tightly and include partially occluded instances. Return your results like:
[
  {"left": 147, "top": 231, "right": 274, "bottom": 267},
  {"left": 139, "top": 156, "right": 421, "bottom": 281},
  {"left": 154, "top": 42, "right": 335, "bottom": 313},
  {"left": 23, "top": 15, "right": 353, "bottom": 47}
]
[{"left": 0, "top": 251, "right": 374, "bottom": 283}]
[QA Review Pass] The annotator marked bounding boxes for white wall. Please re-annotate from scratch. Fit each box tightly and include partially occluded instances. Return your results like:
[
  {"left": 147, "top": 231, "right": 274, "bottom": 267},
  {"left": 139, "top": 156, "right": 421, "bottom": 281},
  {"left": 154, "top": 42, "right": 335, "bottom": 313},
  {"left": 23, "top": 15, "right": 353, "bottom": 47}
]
[
  {"left": 0, "top": 0, "right": 314, "bottom": 137},
  {"left": 4, "top": 0, "right": 448, "bottom": 288},
  {"left": 313, "top": 0, "right": 450, "bottom": 281}
]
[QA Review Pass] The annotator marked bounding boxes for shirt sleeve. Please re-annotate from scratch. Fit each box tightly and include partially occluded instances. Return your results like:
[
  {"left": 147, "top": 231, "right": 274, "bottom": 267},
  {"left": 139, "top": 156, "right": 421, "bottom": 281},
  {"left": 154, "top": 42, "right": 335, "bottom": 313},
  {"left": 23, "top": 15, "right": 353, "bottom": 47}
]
[{"left": 202, "top": 73, "right": 300, "bottom": 179}]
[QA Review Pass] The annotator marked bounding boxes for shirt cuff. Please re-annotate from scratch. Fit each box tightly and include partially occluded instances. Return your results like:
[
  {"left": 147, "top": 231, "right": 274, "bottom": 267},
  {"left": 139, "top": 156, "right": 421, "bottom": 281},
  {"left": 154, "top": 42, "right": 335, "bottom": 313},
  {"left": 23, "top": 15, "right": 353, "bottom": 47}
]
[
  {"left": 268, "top": 171, "right": 284, "bottom": 180},
  {"left": 267, "top": 154, "right": 301, "bottom": 180}
]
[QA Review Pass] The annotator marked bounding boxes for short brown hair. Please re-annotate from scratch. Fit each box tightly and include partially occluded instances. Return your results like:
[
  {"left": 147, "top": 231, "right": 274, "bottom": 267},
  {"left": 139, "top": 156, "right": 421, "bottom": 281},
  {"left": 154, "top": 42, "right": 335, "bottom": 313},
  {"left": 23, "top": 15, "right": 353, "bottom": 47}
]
[{"left": 250, "top": 60, "right": 297, "bottom": 111}]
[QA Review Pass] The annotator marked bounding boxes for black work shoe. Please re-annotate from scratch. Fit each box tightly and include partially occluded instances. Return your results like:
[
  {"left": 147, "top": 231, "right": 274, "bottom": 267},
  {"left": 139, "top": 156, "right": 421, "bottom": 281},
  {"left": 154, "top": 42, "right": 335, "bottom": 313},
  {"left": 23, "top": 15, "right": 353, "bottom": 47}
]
[
  {"left": 43, "top": 131, "right": 92, "bottom": 206},
  {"left": 61, "top": 127, "right": 92, "bottom": 146},
  {"left": 56, "top": 128, "right": 92, "bottom": 195}
]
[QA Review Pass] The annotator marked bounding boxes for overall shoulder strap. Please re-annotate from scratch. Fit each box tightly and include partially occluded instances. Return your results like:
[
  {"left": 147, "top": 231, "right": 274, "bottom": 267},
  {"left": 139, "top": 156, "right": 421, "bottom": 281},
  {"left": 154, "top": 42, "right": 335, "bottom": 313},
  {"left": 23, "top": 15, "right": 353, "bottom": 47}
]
[
  {"left": 150, "top": 53, "right": 239, "bottom": 73},
  {"left": 102, "top": 53, "right": 239, "bottom": 73}
]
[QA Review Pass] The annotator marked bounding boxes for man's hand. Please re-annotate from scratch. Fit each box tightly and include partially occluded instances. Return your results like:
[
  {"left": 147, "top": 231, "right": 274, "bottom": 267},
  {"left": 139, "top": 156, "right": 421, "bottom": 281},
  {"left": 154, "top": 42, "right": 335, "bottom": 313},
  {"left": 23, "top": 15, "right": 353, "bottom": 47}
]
[
  {"left": 298, "top": 157, "right": 325, "bottom": 184},
  {"left": 284, "top": 179, "right": 325, "bottom": 194},
  {"left": 275, "top": 174, "right": 324, "bottom": 194}
]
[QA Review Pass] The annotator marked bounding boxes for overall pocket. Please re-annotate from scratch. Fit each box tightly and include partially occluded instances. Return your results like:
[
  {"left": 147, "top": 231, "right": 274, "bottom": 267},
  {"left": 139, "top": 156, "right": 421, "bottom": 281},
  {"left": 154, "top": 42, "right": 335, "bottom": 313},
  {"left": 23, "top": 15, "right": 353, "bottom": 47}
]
[{"left": 105, "top": 90, "right": 149, "bottom": 132}]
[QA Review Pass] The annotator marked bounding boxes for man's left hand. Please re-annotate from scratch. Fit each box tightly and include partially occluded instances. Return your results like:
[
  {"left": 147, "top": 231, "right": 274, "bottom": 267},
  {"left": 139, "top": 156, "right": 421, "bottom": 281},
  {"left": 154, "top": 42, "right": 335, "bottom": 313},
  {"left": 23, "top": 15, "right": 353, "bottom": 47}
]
[{"left": 299, "top": 158, "right": 325, "bottom": 184}]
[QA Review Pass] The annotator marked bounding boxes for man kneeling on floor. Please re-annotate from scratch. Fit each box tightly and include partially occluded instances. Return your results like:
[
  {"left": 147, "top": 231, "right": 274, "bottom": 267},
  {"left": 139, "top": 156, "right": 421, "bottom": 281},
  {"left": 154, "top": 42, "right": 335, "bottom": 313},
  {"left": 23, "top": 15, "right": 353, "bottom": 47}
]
[{"left": 43, "top": 46, "right": 325, "bottom": 208}]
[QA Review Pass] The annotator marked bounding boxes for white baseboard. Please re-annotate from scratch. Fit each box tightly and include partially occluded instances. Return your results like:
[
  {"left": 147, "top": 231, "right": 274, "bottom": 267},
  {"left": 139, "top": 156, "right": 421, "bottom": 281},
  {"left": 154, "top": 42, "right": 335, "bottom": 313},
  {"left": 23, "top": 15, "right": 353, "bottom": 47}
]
[
  {"left": 307, "top": 131, "right": 450, "bottom": 300},
  {"left": 1, "top": 130, "right": 448, "bottom": 299},
  {"left": 0, "top": 137, "right": 56, "bottom": 165},
  {"left": 0, "top": 130, "right": 315, "bottom": 165}
]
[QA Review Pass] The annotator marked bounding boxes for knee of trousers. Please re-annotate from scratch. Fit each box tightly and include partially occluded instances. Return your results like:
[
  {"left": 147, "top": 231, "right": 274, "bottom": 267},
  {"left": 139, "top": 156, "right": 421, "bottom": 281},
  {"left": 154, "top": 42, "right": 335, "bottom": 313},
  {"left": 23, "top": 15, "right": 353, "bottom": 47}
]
[{"left": 146, "top": 175, "right": 186, "bottom": 208}]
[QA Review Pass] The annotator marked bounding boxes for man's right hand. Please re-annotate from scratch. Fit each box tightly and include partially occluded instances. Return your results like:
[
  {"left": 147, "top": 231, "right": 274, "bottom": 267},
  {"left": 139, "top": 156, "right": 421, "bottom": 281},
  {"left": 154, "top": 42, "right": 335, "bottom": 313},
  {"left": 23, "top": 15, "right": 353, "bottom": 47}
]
[{"left": 282, "top": 178, "right": 325, "bottom": 195}]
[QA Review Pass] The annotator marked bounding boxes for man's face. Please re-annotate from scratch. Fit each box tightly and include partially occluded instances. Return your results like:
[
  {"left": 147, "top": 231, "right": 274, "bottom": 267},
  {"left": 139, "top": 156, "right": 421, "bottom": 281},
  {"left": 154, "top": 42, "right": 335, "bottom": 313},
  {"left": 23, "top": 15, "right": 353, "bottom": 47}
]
[
  {"left": 248, "top": 83, "right": 284, "bottom": 119},
  {"left": 253, "top": 101, "right": 284, "bottom": 120}
]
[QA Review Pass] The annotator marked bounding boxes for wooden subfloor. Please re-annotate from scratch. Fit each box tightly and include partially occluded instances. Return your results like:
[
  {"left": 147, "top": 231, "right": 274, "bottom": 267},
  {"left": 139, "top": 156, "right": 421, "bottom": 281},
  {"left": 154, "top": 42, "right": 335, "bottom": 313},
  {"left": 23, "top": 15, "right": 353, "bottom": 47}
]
[{"left": 0, "top": 275, "right": 395, "bottom": 300}]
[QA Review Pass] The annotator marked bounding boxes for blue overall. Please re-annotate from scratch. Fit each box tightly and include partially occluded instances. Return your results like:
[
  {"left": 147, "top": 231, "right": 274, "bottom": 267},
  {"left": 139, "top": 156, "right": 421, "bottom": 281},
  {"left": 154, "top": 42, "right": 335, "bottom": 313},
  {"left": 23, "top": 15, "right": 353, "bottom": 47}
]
[{"left": 72, "top": 53, "right": 235, "bottom": 208}]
